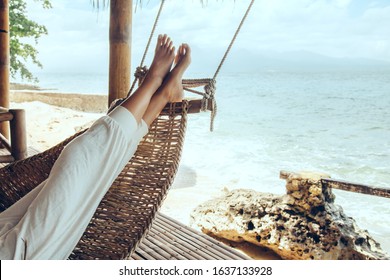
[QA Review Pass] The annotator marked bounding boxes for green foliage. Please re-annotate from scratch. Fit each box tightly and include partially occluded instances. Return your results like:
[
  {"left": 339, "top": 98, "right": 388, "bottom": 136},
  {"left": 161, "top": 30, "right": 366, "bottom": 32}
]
[{"left": 9, "top": 0, "right": 52, "bottom": 82}]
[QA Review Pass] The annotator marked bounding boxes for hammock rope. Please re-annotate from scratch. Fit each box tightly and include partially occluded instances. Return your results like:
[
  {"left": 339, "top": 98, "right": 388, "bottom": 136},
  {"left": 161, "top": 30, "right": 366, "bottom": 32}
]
[
  {"left": 128, "top": 0, "right": 166, "bottom": 95},
  {"left": 0, "top": 1, "right": 255, "bottom": 259},
  {"left": 212, "top": 0, "right": 255, "bottom": 81},
  {"left": 128, "top": 0, "right": 254, "bottom": 131}
]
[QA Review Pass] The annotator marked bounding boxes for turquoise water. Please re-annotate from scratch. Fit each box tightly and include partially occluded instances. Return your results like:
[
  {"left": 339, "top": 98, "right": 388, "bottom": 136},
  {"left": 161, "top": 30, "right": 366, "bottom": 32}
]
[
  {"left": 29, "top": 69, "right": 390, "bottom": 254},
  {"left": 183, "top": 70, "right": 390, "bottom": 254},
  {"left": 214, "top": 70, "right": 390, "bottom": 188}
]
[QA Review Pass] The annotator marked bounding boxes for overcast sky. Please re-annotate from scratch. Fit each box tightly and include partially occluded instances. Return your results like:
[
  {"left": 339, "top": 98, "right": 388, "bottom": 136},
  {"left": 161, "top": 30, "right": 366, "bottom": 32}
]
[{"left": 24, "top": 0, "right": 390, "bottom": 75}]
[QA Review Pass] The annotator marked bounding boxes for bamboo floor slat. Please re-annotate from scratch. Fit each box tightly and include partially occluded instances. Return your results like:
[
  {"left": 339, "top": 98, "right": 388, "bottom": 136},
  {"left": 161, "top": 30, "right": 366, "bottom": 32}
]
[{"left": 131, "top": 212, "right": 251, "bottom": 260}]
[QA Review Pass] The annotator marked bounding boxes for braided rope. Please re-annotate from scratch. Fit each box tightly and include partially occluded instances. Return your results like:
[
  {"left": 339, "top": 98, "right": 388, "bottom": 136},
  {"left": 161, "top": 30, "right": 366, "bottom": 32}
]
[
  {"left": 134, "top": 66, "right": 149, "bottom": 83},
  {"left": 213, "top": 0, "right": 255, "bottom": 81},
  {"left": 204, "top": 79, "right": 217, "bottom": 131},
  {"left": 128, "top": 0, "right": 166, "bottom": 96},
  {"left": 126, "top": 0, "right": 254, "bottom": 132},
  {"left": 138, "top": 0, "right": 166, "bottom": 69}
]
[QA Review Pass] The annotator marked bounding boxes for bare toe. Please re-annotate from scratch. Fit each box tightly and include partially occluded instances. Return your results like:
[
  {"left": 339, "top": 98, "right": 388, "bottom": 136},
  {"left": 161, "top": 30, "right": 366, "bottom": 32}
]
[
  {"left": 158, "top": 43, "right": 192, "bottom": 103},
  {"left": 155, "top": 34, "right": 163, "bottom": 52},
  {"left": 173, "top": 44, "right": 191, "bottom": 74},
  {"left": 147, "top": 34, "right": 176, "bottom": 84}
]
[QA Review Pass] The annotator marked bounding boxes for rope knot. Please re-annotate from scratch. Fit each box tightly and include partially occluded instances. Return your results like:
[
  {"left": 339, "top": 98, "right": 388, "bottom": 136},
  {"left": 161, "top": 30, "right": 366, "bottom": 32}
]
[
  {"left": 204, "top": 79, "right": 216, "bottom": 99},
  {"left": 201, "top": 79, "right": 217, "bottom": 132},
  {"left": 134, "top": 66, "right": 149, "bottom": 81}
]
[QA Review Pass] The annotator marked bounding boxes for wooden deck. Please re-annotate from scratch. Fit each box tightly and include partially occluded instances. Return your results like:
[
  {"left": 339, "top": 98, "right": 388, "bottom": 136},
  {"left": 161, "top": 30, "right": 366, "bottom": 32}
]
[
  {"left": 0, "top": 145, "right": 251, "bottom": 260},
  {"left": 131, "top": 212, "right": 250, "bottom": 260}
]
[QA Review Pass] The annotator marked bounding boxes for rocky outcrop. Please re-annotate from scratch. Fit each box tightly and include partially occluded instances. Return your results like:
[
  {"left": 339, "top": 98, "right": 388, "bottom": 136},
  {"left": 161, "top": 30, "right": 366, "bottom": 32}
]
[{"left": 190, "top": 171, "right": 389, "bottom": 260}]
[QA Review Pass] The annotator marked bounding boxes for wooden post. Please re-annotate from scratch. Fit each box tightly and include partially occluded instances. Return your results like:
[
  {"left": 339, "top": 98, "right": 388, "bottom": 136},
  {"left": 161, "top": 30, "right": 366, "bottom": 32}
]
[
  {"left": 108, "top": 0, "right": 132, "bottom": 107},
  {"left": 9, "top": 109, "right": 27, "bottom": 160},
  {"left": 0, "top": 0, "right": 10, "bottom": 139}
]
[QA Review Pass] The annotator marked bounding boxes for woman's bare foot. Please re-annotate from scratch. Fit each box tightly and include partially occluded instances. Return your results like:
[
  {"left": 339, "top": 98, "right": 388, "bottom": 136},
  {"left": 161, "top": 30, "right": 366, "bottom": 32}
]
[
  {"left": 144, "top": 34, "right": 176, "bottom": 87},
  {"left": 141, "top": 44, "right": 192, "bottom": 125},
  {"left": 116, "top": 35, "right": 176, "bottom": 123},
  {"left": 161, "top": 43, "right": 192, "bottom": 102}
]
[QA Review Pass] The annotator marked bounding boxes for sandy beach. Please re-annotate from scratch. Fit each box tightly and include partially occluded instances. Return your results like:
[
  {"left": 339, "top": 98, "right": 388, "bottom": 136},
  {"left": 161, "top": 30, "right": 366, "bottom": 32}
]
[{"left": 9, "top": 101, "right": 103, "bottom": 152}]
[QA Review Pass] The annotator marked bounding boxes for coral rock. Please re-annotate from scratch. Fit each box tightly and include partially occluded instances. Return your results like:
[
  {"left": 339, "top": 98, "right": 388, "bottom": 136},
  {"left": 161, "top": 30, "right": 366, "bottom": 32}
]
[{"left": 190, "top": 171, "right": 389, "bottom": 260}]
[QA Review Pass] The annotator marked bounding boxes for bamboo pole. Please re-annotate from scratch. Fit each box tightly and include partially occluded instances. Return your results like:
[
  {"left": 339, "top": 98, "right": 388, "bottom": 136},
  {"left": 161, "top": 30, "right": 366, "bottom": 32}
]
[
  {"left": 108, "top": 0, "right": 132, "bottom": 107},
  {"left": 0, "top": 0, "right": 10, "bottom": 139},
  {"left": 0, "top": 111, "right": 12, "bottom": 122},
  {"left": 322, "top": 178, "right": 390, "bottom": 199},
  {"left": 0, "top": 130, "right": 11, "bottom": 151},
  {"left": 9, "top": 109, "right": 27, "bottom": 160}
]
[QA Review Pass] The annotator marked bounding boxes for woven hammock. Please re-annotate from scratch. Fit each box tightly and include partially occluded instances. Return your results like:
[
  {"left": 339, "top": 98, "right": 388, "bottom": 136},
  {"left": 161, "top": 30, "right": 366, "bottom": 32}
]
[
  {"left": 0, "top": 101, "right": 188, "bottom": 259},
  {"left": 0, "top": 0, "right": 254, "bottom": 259}
]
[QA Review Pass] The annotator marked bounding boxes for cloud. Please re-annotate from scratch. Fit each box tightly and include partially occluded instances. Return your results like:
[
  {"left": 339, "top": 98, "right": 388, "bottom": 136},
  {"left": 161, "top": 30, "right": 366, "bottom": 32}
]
[
  {"left": 24, "top": 0, "right": 109, "bottom": 73},
  {"left": 333, "top": 0, "right": 353, "bottom": 8},
  {"left": 20, "top": 0, "right": 390, "bottom": 77},
  {"left": 233, "top": 0, "right": 390, "bottom": 61}
]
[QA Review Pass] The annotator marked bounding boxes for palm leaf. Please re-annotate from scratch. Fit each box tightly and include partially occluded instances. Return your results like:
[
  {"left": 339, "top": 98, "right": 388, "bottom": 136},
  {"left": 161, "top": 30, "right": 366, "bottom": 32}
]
[
  {"left": 90, "top": 0, "right": 211, "bottom": 10},
  {"left": 90, "top": 0, "right": 144, "bottom": 10}
]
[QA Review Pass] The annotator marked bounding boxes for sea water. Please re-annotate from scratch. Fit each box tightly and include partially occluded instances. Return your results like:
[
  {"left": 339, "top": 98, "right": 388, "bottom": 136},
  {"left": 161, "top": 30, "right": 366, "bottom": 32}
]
[{"left": 31, "top": 69, "right": 390, "bottom": 254}]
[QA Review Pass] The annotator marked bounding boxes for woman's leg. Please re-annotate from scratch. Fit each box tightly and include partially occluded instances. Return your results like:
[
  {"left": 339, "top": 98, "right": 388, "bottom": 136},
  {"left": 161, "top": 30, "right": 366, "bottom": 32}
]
[
  {"left": 142, "top": 43, "right": 191, "bottom": 126},
  {"left": 0, "top": 181, "right": 46, "bottom": 238},
  {"left": 121, "top": 34, "right": 175, "bottom": 124},
  {"left": 0, "top": 35, "right": 184, "bottom": 260}
]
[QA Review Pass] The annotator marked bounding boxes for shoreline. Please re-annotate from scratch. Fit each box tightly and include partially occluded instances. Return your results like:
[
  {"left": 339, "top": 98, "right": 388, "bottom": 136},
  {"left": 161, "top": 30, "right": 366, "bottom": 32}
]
[
  {"left": 11, "top": 90, "right": 107, "bottom": 113},
  {"left": 10, "top": 82, "right": 107, "bottom": 113},
  {"left": 10, "top": 85, "right": 106, "bottom": 151}
]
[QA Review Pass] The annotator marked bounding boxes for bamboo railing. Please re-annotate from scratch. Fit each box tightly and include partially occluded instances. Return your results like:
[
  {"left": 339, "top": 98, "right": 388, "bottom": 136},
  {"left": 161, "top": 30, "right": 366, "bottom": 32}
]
[
  {"left": 321, "top": 178, "right": 390, "bottom": 199},
  {"left": 0, "top": 108, "right": 27, "bottom": 162},
  {"left": 0, "top": 0, "right": 10, "bottom": 138},
  {"left": 280, "top": 170, "right": 390, "bottom": 199}
]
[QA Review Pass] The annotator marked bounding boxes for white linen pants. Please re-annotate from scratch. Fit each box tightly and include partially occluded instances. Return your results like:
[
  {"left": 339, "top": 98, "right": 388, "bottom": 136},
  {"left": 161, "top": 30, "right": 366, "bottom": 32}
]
[{"left": 0, "top": 106, "right": 148, "bottom": 259}]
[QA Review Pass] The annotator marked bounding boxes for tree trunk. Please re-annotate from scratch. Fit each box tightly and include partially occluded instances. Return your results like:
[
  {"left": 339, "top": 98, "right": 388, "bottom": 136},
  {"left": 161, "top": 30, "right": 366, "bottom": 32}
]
[
  {"left": 108, "top": 0, "right": 132, "bottom": 107},
  {"left": 0, "top": 0, "right": 9, "bottom": 138}
]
